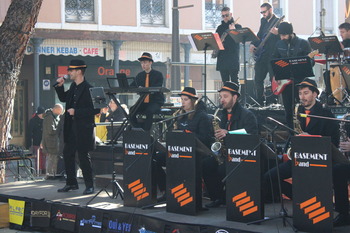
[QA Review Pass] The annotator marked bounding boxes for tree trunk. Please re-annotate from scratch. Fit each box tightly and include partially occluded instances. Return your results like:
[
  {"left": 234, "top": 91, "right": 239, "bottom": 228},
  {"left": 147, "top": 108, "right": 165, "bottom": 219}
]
[{"left": 0, "top": 0, "right": 43, "bottom": 183}]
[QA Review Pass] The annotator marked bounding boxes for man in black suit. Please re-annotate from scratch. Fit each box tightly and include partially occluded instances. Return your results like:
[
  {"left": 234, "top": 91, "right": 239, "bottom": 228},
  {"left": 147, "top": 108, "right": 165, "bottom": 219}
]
[
  {"left": 130, "top": 52, "right": 164, "bottom": 131},
  {"left": 55, "top": 60, "right": 99, "bottom": 195}
]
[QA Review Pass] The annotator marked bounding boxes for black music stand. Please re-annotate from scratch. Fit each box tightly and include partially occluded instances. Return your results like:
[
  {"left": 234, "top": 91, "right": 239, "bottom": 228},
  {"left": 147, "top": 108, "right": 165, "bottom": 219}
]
[
  {"left": 86, "top": 87, "right": 125, "bottom": 206},
  {"left": 190, "top": 32, "right": 223, "bottom": 111},
  {"left": 228, "top": 27, "right": 259, "bottom": 107}
]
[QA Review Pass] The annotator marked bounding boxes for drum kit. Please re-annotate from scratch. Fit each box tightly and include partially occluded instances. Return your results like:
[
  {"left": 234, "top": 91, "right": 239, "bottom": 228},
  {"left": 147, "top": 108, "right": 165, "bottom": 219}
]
[{"left": 321, "top": 48, "right": 350, "bottom": 105}]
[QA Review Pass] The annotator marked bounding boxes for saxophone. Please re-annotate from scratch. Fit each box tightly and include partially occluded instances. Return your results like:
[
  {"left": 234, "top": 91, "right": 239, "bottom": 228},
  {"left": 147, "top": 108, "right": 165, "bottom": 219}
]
[
  {"left": 287, "top": 103, "right": 303, "bottom": 159},
  {"left": 211, "top": 107, "right": 226, "bottom": 165}
]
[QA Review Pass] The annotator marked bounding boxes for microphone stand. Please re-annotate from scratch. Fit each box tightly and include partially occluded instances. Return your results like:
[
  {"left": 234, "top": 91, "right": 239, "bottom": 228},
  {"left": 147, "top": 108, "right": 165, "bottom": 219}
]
[{"left": 248, "top": 117, "right": 297, "bottom": 232}]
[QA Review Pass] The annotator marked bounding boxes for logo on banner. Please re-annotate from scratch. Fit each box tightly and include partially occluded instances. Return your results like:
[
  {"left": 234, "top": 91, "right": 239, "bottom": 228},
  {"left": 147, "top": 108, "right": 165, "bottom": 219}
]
[
  {"left": 31, "top": 210, "right": 50, "bottom": 218},
  {"left": 79, "top": 215, "right": 102, "bottom": 228},
  {"left": 108, "top": 218, "right": 132, "bottom": 232},
  {"left": 171, "top": 183, "right": 193, "bottom": 206},
  {"left": 55, "top": 210, "right": 76, "bottom": 222},
  {"left": 167, "top": 145, "right": 193, "bottom": 159},
  {"left": 294, "top": 151, "right": 328, "bottom": 168},
  {"left": 127, "top": 179, "right": 149, "bottom": 201},
  {"left": 138, "top": 227, "right": 156, "bottom": 233},
  {"left": 124, "top": 143, "right": 149, "bottom": 156},
  {"left": 215, "top": 230, "right": 229, "bottom": 233},
  {"left": 275, "top": 60, "right": 289, "bottom": 67},
  {"left": 232, "top": 191, "right": 258, "bottom": 216},
  {"left": 299, "top": 196, "right": 330, "bottom": 224},
  {"left": 227, "top": 148, "right": 257, "bottom": 163}
]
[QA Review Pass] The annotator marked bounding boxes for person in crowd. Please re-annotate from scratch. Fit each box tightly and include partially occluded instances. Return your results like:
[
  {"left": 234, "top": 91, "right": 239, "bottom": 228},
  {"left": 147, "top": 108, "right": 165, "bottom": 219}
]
[
  {"left": 215, "top": 6, "right": 242, "bottom": 84},
  {"left": 263, "top": 78, "right": 339, "bottom": 203},
  {"left": 250, "top": 2, "right": 280, "bottom": 105},
  {"left": 130, "top": 52, "right": 164, "bottom": 131},
  {"left": 41, "top": 103, "right": 64, "bottom": 179},
  {"left": 272, "top": 22, "right": 313, "bottom": 128},
  {"left": 205, "top": 82, "right": 258, "bottom": 208},
  {"left": 54, "top": 59, "right": 100, "bottom": 195},
  {"left": 26, "top": 106, "right": 46, "bottom": 175}
]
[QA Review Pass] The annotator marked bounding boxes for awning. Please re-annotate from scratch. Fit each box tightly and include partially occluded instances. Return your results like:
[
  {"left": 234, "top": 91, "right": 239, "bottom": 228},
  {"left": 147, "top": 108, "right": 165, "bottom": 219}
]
[{"left": 25, "top": 39, "right": 104, "bottom": 57}]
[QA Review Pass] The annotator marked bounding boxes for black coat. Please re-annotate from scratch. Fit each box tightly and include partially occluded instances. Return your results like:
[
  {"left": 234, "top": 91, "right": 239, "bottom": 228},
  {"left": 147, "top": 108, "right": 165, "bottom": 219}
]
[
  {"left": 135, "top": 69, "right": 165, "bottom": 104},
  {"left": 298, "top": 101, "right": 340, "bottom": 147},
  {"left": 55, "top": 80, "right": 100, "bottom": 152},
  {"left": 252, "top": 14, "right": 280, "bottom": 60},
  {"left": 176, "top": 100, "right": 214, "bottom": 148},
  {"left": 219, "top": 102, "right": 258, "bottom": 135},
  {"left": 216, "top": 18, "right": 242, "bottom": 71},
  {"left": 26, "top": 114, "right": 43, "bottom": 148}
]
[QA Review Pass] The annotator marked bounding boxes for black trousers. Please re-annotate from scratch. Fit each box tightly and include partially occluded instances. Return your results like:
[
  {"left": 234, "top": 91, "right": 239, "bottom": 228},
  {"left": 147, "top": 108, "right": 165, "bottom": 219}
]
[
  {"left": 202, "top": 157, "right": 225, "bottom": 201},
  {"left": 63, "top": 132, "right": 93, "bottom": 188},
  {"left": 333, "top": 163, "right": 350, "bottom": 215},
  {"left": 254, "top": 59, "right": 274, "bottom": 105},
  {"left": 130, "top": 102, "right": 162, "bottom": 131},
  {"left": 219, "top": 69, "right": 239, "bottom": 84},
  {"left": 263, "top": 160, "right": 293, "bottom": 201}
]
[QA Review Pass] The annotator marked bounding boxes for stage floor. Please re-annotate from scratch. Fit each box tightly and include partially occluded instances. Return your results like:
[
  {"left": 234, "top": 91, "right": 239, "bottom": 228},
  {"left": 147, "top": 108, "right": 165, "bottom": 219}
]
[{"left": 0, "top": 178, "right": 349, "bottom": 233}]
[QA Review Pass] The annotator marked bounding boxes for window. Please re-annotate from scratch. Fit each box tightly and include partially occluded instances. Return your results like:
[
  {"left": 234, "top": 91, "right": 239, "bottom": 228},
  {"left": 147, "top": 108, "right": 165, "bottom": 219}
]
[
  {"left": 65, "top": 0, "right": 95, "bottom": 23},
  {"left": 271, "top": 0, "right": 286, "bottom": 17},
  {"left": 205, "top": 0, "right": 226, "bottom": 29},
  {"left": 316, "top": 0, "right": 334, "bottom": 34},
  {"left": 140, "top": 0, "right": 166, "bottom": 26}
]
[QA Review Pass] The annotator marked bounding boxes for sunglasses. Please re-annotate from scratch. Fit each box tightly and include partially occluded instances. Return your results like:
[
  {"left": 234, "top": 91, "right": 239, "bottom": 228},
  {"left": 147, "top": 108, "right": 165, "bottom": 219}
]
[
  {"left": 221, "top": 13, "right": 230, "bottom": 18},
  {"left": 260, "top": 10, "right": 268, "bottom": 14}
]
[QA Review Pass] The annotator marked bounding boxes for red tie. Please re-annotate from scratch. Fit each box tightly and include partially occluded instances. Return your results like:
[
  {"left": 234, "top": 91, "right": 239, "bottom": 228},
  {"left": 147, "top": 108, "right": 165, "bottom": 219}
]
[
  {"left": 144, "top": 73, "right": 150, "bottom": 103},
  {"left": 227, "top": 113, "right": 232, "bottom": 130},
  {"left": 305, "top": 110, "right": 311, "bottom": 127}
]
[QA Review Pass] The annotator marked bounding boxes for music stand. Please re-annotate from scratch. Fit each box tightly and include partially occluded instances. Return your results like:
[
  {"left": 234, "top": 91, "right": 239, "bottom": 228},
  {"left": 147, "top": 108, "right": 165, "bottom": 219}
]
[
  {"left": 227, "top": 27, "right": 259, "bottom": 107},
  {"left": 86, "top": 87, "right": 125, "bottom": 206},
  {"left": 190, "top": 32, "right": 223, "bottom": 110}
]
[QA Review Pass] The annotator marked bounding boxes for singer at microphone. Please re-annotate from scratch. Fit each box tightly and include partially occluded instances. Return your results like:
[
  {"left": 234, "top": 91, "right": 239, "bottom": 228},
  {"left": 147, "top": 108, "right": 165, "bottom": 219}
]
[{"left": 53, "top": 74, "right": 69, "bottom": 87}]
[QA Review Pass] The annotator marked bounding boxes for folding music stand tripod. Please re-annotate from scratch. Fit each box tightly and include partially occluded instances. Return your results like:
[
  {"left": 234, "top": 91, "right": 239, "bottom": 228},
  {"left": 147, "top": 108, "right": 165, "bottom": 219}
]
[
  {"left": 86, "top": 87, "right": 125, "bottom": 206},
  {"left": 190, "top": 32, "right": 224, "bottom": 111},
  {"left": 308, "top": 36, "right": 343, "bottom": 104},
  {"left": 227, "top": 27, "right": 259, "bottom": 107}
]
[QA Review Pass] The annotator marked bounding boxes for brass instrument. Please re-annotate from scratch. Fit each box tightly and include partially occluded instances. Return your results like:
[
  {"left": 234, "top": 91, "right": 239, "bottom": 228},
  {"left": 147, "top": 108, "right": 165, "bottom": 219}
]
[
  {"left": 287, "top": 103, "right": 302, "bottom": 159},
  {"left": 211, "top": 107, "right": 226, "bottom": 165},
  {"left": 172, "top": 107, "right": 183, "bottom": 130}
]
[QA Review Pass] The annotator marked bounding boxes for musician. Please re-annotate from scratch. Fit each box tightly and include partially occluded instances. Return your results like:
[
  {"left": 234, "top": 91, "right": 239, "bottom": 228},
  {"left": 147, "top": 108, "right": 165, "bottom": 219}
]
[
  {"left": 55, "top": 60, "right": 100, "bottom": 195},
  {"left": 249, "top": 2, "right": 280, "bottom": 105},
  {"left": 272, "top": 22, "right": 313, "bottom": 128},
  {"left": 215, "top": 7, "right": 242, "bottom": 84},
  {"left": 100, "top": 98, "right": 126, "bottom": 141},
  {"left": 154, "top": 87, "right": 214, "bottom": 201},
  {"left": 263, "top": 78, "right": 339, "bottom": 202},
  {"left": 205, "top": 82, "right": 258, "bottom": 208},
  {"left": 130, "top": 52, "right": 165, "bottom": 131},
  {"left": 339, "top": 22, "right": 350, "bottom": 48}
]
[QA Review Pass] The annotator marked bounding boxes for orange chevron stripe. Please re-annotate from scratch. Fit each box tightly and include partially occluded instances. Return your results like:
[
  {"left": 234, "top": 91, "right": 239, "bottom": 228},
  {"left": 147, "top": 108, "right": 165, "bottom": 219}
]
[
  {"left": 300, "top": 196, "right": 316, "bottom": 209},
  {"left": 128, "top": 179, "right": 141, "bottom": 189},
  {"left": 232, "top": 191, "right": 247, "bottom": 202},
  {"left": 171, "top": 184, "right": 184, "bottom": 194},
  {"left": 304, "top": 202, "right": 321, "bottom": 214},
  {"left": 243, "top": 206, "right": 258, "bottom": 216},
  {"left": 313, "top": 212, "right": 330, "bottom": 224}
]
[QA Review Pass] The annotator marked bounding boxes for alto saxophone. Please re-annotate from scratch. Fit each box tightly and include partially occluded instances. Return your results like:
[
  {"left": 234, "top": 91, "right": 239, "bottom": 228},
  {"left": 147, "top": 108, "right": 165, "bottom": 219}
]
[
  {"left": 287, "top": 103, "right": 303, "bottom": 159},
  {"left": 211, "top": 107, "right": 226, "bottom": 165}
]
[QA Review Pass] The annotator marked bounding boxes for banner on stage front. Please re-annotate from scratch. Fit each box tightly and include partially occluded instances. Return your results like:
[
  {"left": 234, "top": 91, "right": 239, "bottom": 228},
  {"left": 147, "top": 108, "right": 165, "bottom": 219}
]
[{"left": 9, "top": 199, "right": 25, "bottom": 225}]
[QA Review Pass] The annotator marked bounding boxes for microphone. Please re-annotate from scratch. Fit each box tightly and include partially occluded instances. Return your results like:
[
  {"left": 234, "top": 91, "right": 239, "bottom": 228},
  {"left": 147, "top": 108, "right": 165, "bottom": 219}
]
[{"left": 53, "top": 74, "right": 69, "bottom": 87}]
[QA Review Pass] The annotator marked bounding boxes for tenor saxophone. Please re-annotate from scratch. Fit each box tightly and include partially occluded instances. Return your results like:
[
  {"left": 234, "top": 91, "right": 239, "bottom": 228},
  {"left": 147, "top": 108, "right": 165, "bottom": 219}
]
[
  {"left": 211, "top": 107, "right": 226, "bottom": 165},
  {"left": 287, "top": 103, "right": 302, "bottom": 159}
]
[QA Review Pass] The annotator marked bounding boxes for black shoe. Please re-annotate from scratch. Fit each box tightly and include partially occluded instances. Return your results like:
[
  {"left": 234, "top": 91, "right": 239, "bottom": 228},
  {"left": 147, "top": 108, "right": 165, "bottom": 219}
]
[
  {"left": 334, "top": 214, "right": 350, "bottom": 227},
  {"left": 83, "top": 187, "right": 94, "bottom": 195},
  {"left": 57, "top": 184, "right": 79, "bottom": 192},
  {"left": 205, "top": 199, "right": 224, "bottom": 208}
]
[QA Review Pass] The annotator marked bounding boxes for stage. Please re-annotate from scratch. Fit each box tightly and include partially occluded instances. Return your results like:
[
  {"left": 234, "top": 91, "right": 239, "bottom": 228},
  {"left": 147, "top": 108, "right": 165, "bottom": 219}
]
[{"left": 0, "top": 178, "right": 349, "bottom": 233}]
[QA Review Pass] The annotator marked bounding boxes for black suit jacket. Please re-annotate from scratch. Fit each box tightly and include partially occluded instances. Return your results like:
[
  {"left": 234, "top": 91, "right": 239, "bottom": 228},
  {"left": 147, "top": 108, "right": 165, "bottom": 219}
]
[{"left": 55, "top": 79, "right": 99, "bottom": 151}]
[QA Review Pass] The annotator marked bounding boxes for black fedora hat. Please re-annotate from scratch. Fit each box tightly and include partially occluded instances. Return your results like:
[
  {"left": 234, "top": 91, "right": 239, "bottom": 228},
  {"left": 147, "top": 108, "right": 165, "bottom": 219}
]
[
  {"left": 178, "top": 87, "right": 198, "bottom": 99},
  {"left": 138, "top": 52, "right": 154, "bottom": 62},
  {"left": 218, "top": 81, "right": 240, "bottom": 96},
  {"left": 296, "top": 78, "right": 319, "bottom": 95},
  {"left": 67, "top": 60, "right": 87, "bottom": 70}
]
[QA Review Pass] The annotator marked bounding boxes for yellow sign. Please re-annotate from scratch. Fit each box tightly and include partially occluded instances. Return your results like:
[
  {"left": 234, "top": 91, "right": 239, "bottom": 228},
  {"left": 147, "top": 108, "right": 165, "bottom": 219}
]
[{"left": 8, "top": 199, "right": 25, "bottom": 225}]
